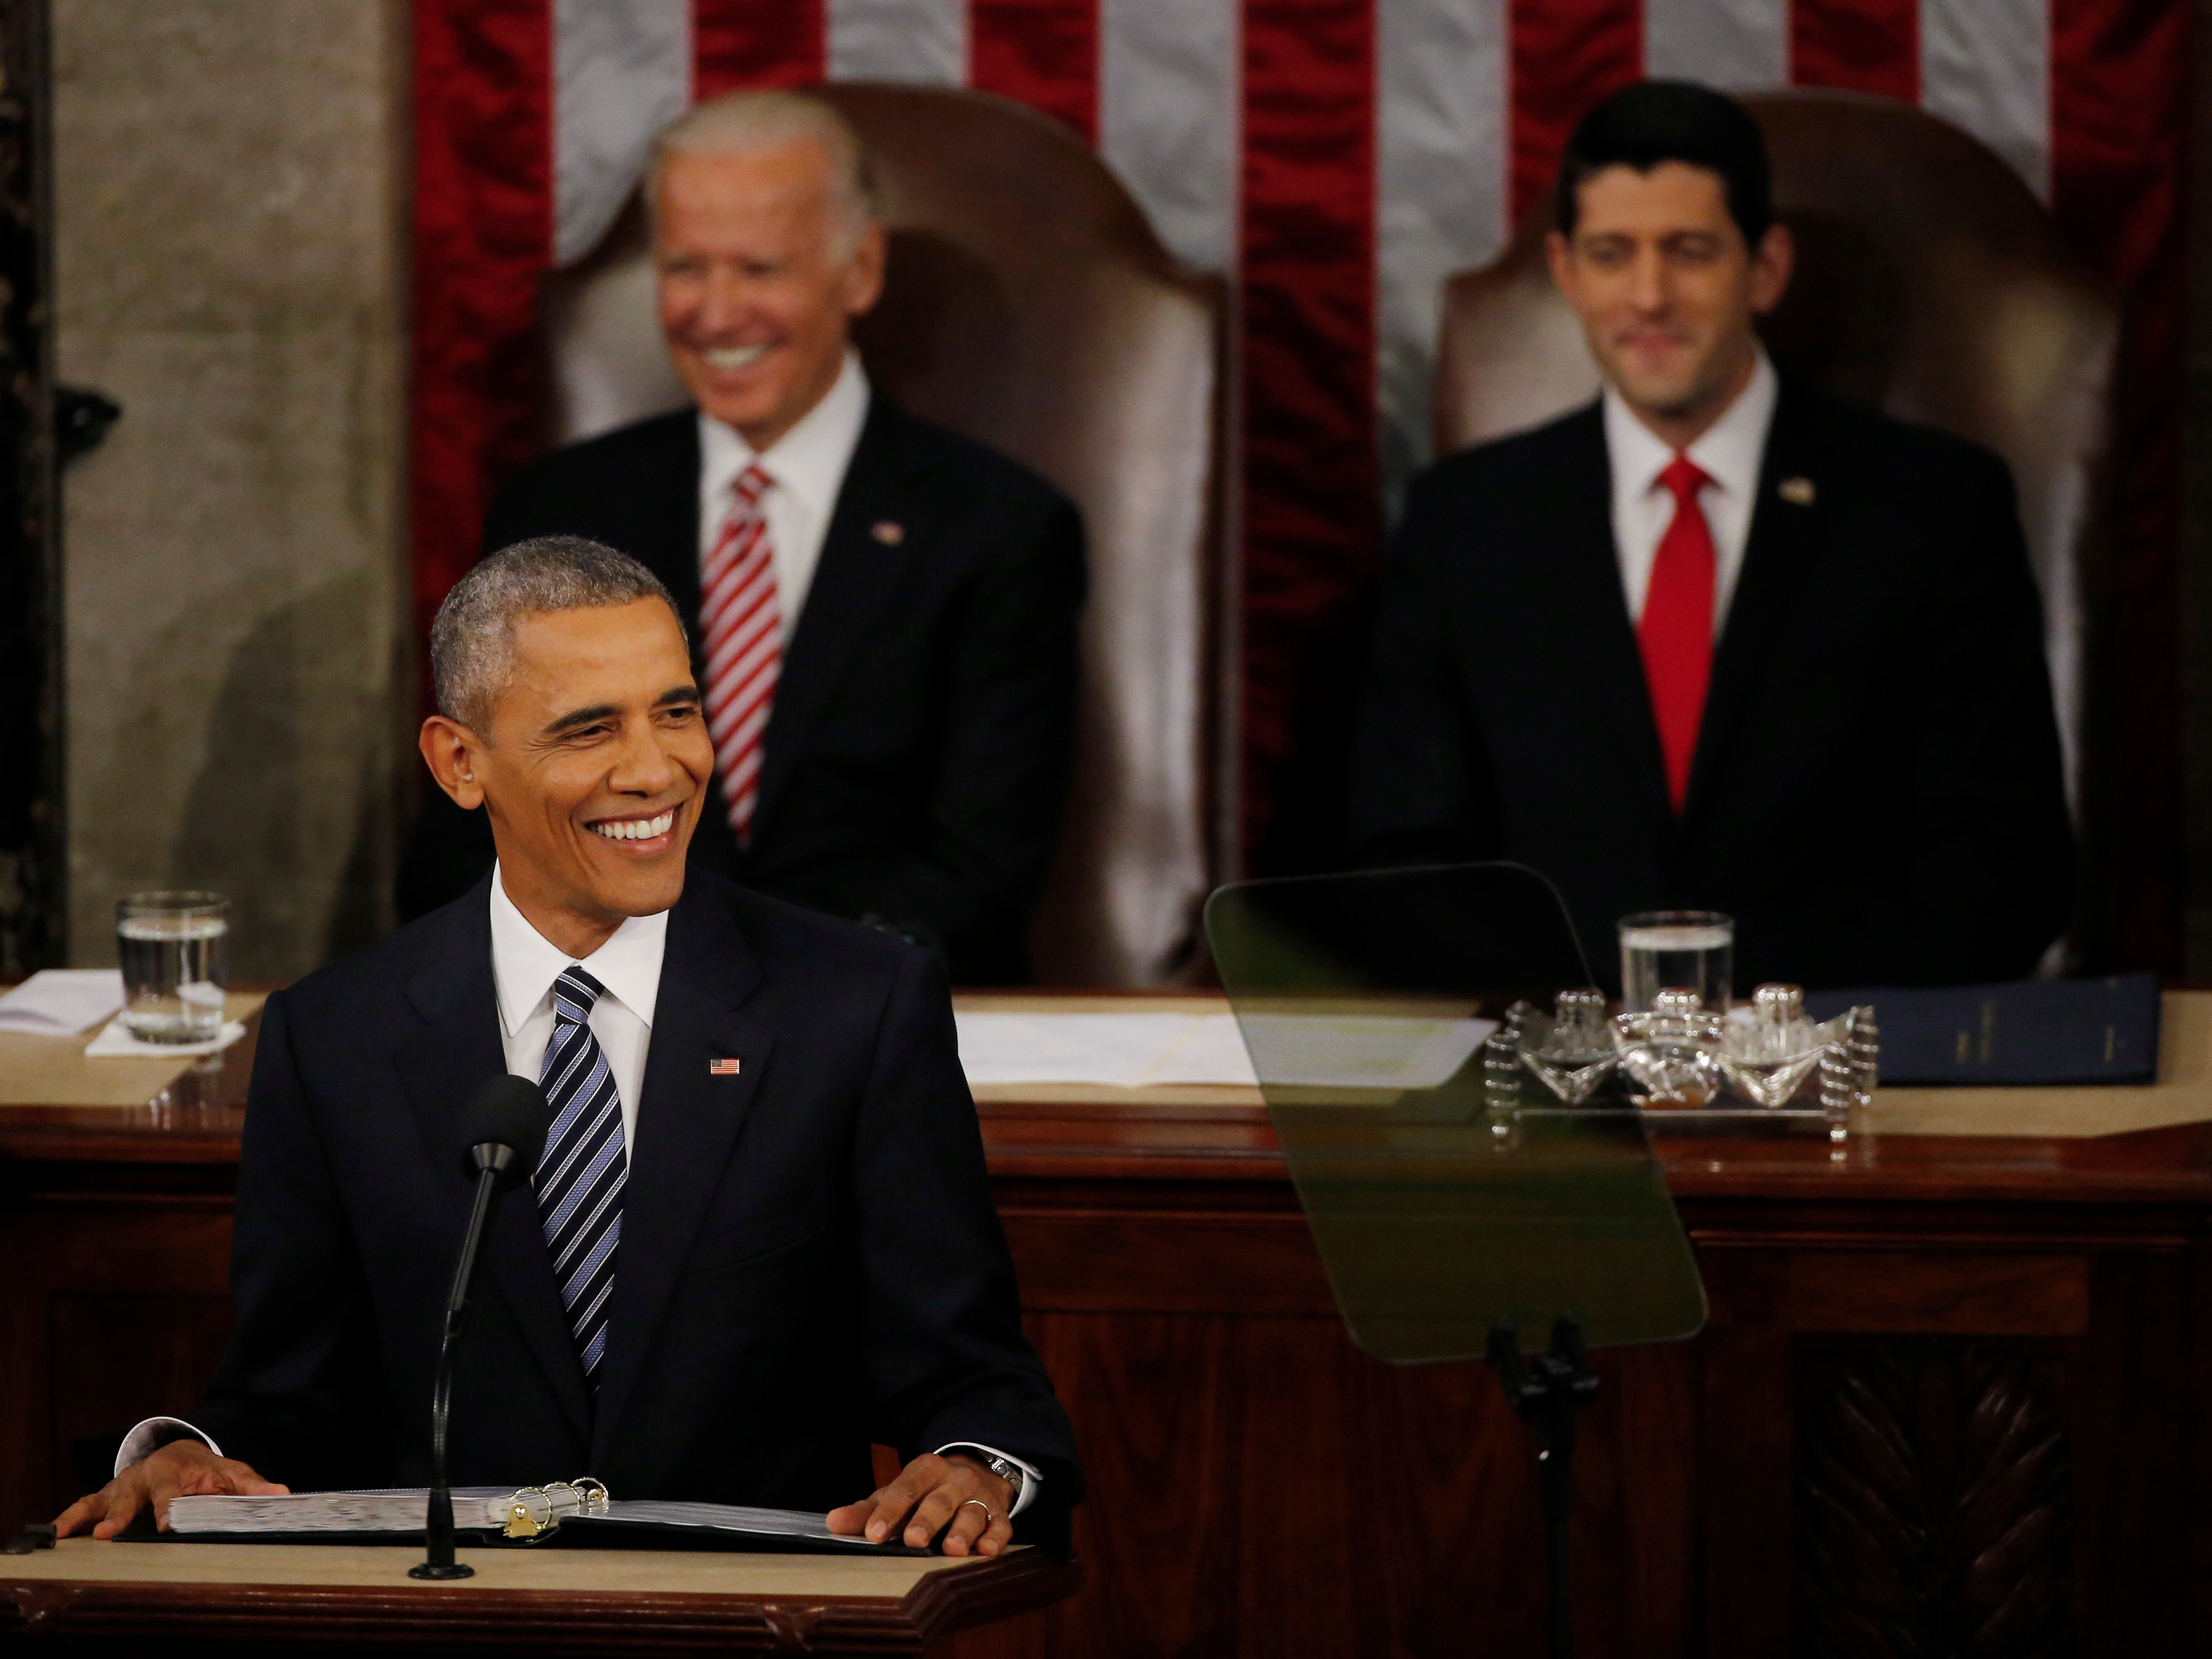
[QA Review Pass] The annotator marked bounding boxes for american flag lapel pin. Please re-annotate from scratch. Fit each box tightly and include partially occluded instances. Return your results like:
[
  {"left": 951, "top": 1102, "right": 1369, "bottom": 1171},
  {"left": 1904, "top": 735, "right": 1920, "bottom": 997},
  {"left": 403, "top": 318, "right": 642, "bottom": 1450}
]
[
  {"left": 871, "top": 520, "right": 905, "bottom": 545},
  {"left": 1779, "top": 477, "right": 1816, "bottom": 506},
  {"left": 709, "top": 1057, "right": 741, "bottom": 1076}
]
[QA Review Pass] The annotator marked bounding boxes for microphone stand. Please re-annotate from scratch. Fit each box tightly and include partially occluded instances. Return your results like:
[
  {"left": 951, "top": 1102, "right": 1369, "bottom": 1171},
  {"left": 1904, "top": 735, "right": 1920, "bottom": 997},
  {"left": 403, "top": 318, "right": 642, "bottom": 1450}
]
[
  {"left": 1486, "top": 1316, "right": 1599, "bottom": 1659},
  {"left": 411, "top": 1142, "right": 516, "bottom": 1581}
]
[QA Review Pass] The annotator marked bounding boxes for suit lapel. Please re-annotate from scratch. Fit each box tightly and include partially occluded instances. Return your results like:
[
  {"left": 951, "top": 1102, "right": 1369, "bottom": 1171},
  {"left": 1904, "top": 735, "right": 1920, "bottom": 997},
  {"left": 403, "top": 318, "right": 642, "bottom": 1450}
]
[
  {"left": 754, "top": 399, "right": 926, "bottom": 828},
  {"left": 394, "top": 877, "right": 593, "bottom": 1444},
  {"left": 1682, "top": 382, "right": 1824, "bottom": 832},
  {"left": 1554, "top": 408, "right": 1676, "bottom": 832},
  {"left": 591, "top": 877, "right": 775, "bottom": 1464}
]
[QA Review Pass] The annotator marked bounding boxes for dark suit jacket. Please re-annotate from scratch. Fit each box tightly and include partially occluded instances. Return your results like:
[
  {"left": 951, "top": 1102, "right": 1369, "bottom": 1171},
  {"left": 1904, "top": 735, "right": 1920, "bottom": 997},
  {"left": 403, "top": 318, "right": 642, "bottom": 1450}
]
[
  {"left": 399, "top": 396, "right": 1086, "bottom": 985},
  {"left": 196, "top": 869, "right": 1080, "bottom": 1547},
  {"left": 1347, "top": 380, "right": 2074, "bottom": 991}
]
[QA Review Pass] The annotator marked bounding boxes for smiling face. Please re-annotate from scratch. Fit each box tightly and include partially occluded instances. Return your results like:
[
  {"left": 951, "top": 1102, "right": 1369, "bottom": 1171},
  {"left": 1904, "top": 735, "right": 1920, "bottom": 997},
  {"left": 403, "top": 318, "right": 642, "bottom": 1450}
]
[
  {"left": 1546, "top": 161, "right": 1792, "bottom": 448},
  {"left": 653, "top": 140, "right": 885, "bottom": 451},
  {"left": 420, "top": 598, "right": 712, "bottom": 958}
]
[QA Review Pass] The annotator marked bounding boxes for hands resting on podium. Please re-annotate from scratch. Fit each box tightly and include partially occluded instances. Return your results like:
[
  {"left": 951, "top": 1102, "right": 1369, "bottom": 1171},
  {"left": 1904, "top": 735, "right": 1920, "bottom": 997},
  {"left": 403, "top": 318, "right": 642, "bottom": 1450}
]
[
  {"left": 56, "top": 1441, "right": 1018, "bottom": 1558},
  {"left": 53, "top": 1440, "right": 288, "bottom": 1540}
]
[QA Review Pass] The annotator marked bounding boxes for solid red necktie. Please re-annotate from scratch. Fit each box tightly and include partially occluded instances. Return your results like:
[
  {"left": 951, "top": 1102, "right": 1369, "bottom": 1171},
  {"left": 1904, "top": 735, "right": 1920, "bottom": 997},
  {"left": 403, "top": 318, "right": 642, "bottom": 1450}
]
[{"left": 1638, "top": 456, "right": 1716, "bottom": 811}]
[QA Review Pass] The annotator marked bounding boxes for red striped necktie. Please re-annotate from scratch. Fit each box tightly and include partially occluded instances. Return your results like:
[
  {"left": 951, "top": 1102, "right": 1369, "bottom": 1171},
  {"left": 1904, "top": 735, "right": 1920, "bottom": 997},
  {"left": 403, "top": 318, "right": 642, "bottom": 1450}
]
[
  {"left": 700, "top": 463, "right": 779, "bottom": 841},
  {"left": 1638, "top": 455, "right": 1716, "bottom": 812}
]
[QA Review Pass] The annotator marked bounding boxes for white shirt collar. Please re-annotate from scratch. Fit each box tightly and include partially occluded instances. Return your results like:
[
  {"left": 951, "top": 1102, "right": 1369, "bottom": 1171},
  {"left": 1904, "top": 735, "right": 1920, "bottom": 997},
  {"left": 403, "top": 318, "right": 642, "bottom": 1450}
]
[
  {"left": 488, "top": 862, "right": 670, "bottom": 1039},
  {"left": 697, "top": 349, "right": 871, "bottom": 525},
  {"left": 1602, "top": 344, "right": 1778, "bottom": 505}
]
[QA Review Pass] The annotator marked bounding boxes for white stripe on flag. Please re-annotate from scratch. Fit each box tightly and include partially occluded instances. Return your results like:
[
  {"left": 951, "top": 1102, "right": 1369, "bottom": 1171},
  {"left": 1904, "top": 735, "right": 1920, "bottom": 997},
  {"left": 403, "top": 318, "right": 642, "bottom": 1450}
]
[
  {"left": 1376, "top": 0, "right": 1509, "bottom": 492},
  {"left": 1098, "top": 0, "right": 1241, "bottom": 273},
  {"left": 1920, "top": 0, "right": 2051, "bottom": 198},
  {"left": 1644, "top": 0, "right": 1787, "bottom": 90},
  {"left": 827, "top": 0, "right": 967, "bottom": 85},
  {"left": 553, "top": 0, "right": 693, "bottom": 264}
]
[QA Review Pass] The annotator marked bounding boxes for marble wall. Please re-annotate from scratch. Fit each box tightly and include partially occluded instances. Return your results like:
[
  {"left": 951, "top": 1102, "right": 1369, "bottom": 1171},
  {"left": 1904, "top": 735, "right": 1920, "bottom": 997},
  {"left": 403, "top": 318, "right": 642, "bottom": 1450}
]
[{"left": 55, "top": 0, "right": 409, "bottom": 980}]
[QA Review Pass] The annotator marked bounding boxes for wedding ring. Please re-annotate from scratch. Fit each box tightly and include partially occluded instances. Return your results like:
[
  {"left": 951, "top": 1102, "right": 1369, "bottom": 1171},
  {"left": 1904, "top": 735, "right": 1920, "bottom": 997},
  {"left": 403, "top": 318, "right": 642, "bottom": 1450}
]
[{"left": 958, "top": 1499, "right": 995, "bottom": 1523}]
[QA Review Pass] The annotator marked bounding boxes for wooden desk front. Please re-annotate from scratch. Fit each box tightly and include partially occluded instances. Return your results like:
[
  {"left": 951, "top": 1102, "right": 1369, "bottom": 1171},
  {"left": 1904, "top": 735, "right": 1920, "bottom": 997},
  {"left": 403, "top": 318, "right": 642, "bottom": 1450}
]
[
  {"left": 0, "top": 1536, "right": 1074, "bottom": 1653},
  {"left": 4, "top": 996, "right": 2208, "bottom": 1656}
]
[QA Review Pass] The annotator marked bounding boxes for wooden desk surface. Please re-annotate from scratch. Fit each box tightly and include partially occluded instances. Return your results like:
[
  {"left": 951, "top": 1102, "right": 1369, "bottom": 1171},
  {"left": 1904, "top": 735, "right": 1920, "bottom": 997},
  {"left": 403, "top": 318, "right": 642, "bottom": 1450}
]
[
  {"left": 5, "top": 990, "right": 2210, "bottom": 1208},
  {"left": 0, "top": 1537, "right": 1076, "bottom": 1653}
]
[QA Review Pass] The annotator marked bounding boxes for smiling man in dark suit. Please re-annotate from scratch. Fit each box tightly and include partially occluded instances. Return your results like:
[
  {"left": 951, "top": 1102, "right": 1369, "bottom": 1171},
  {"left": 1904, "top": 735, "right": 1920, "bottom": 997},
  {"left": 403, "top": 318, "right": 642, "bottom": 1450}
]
[
  {"left": 1349, "top": 81, "right": 2074, "bottom": 991},
  {"left": 399, "top": 89, "right": 1084, "bottom": 986},
  {"left": 59, "top": 537, "right": 1078, "bottom": 1555}
]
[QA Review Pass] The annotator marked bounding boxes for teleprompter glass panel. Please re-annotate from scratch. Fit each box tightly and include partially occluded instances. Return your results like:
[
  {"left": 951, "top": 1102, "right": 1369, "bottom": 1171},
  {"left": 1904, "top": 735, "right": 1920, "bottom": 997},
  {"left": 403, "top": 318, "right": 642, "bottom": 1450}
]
[{"left": 1204, "top": 863, "right": 1707, "bottom": 1362}]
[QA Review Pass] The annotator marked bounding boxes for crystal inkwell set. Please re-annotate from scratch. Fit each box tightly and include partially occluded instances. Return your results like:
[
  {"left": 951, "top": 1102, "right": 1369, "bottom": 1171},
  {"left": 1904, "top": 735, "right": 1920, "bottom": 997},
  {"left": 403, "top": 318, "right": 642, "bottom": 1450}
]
[{"left": 1492, "top": 909, "right": 1880, "bottom": 1142}]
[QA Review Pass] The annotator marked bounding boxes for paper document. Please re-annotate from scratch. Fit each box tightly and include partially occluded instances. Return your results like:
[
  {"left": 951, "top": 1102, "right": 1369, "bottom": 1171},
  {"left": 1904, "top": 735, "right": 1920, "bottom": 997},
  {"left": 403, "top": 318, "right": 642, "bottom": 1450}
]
[
  {"left": 168, "top": 1486, "right": 898, "bottom": 1551},
  {"left": 0, "top": 969, "right": 124, "bottom": 1036},
  {"left": 952, "top": 1010, "right": 1494, "bottom": 1090}
]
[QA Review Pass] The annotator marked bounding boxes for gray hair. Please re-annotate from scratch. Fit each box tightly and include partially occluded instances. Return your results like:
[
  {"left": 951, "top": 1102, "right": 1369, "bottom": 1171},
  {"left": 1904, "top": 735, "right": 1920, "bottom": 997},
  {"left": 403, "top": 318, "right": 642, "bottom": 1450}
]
[
  {"left": 648, "top": 89, "right": 877, "bottom": 254},
  {"left": 431, "top": 535, "right": 684, "bottom": 731}
]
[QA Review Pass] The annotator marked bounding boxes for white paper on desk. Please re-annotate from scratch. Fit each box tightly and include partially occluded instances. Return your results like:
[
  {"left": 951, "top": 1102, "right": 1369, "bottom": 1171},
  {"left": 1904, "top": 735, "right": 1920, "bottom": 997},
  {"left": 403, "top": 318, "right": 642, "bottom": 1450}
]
[
  {"left": 82, "top": 1017, "right": 247, "bottom": 1059},
  {"left": 0, "top": 968, "right": 124, "bottom": 1035},
  {"left": 1233, "top": 1014, "right": 1497, "bottom": 1091},
  {"left": 954, "top": 1012, "right": 1201, "bottom": 1087}
]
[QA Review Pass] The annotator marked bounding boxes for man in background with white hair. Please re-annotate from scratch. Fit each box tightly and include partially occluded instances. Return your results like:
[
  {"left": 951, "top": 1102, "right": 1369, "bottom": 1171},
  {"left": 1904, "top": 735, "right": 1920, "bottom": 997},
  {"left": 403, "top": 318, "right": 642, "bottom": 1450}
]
[{"left": 401, "top": 90, "right": 1086, "bottom": 986}]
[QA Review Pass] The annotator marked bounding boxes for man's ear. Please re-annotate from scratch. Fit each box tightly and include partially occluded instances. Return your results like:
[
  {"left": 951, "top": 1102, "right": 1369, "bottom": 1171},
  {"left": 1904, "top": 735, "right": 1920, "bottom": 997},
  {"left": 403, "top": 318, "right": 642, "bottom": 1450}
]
[
  {"left": 1748, "top": 220, "right": 1795, "bottom": 316},
  {"left": 843, "top": 221, "right": 888, "bottom": 317},
  {"left": 1544, "top": 229, "right": 1575, "bottom": 296},
  {"left": 419, "top": 716, "right": 488, "bottom": 811}
]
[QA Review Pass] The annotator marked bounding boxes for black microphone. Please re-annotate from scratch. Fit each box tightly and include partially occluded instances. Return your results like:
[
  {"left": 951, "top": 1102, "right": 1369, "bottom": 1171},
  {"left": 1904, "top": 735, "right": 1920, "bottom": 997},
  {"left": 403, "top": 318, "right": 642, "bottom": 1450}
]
[{"left": 412, "top": 1075, "right": 548, "bottom": 1581}]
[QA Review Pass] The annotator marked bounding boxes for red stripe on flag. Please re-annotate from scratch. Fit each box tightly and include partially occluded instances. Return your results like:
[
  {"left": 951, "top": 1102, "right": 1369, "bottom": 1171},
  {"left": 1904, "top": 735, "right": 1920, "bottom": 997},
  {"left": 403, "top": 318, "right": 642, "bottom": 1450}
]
[
  {"left": 969, "top": 0, "right": 1101, "bottom": 143},
  {"left": 1790, "top": 0, "right": 1918, "bottom": 102},
  {"left": 1240, "top": 0, "right": 1378, "bottom": 870},
  {"left": 409, "top": 0, "right": 554, "bottom": 676},
  {"left": 1509, "top": 0, "right": 1642, "bottom": 229},
  {"left": 694, "top": 0, "right": 826, "bottom": 97},
  {"left": 2051, "top": 0, "right": 2190, "bottom": 971}
]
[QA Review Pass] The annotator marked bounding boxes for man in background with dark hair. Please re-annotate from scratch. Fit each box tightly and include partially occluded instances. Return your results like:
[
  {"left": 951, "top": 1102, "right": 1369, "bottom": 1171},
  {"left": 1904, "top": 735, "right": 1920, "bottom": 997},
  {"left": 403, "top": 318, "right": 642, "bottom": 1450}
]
[{"left": 1348, "top": 80, "right": 2072, "bottom": 989}]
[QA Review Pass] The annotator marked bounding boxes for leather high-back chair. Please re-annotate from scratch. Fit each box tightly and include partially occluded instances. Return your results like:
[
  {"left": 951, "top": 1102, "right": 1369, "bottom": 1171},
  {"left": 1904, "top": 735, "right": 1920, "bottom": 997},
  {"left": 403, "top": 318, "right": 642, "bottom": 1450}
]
[
  {"left": 540, "top": 84, "right": 1228, "bottom": 986},
  {"left": 1435, "top": 91, "right": 2119, "bottom": 858}
]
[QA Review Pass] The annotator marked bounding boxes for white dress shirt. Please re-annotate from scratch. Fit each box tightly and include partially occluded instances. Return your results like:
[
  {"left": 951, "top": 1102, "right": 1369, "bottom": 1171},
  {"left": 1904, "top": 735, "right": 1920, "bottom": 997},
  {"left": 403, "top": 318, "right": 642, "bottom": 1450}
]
[
  {"left": 118, "top": 861, "right": 1041, "bottom": 1516},
  {"left": 1603, "top": 345, "right": 1779, "bottom": 632},
  {"left": 489, "top": 861, "right": 660, "bottom": 1156},
  {"left": 697, "top": 350, "right": 872, "bottom": 639}
]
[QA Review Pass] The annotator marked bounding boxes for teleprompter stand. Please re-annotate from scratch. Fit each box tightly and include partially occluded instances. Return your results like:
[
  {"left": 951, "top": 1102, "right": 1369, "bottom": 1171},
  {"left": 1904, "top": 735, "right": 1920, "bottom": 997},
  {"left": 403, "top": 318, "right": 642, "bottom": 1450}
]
[
  {"left": 1487, "top": 1317, "right": 1600, "bottom": 1659},
  {"left": 1204, "top": 863, "right": 1709, "bottom": 1658}
]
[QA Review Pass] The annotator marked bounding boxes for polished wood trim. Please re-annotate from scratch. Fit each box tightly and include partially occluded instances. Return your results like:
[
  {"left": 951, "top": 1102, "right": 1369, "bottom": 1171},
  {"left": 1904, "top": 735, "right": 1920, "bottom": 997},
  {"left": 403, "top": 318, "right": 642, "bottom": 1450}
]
[{"left": 0, "top": 1548, "right": 1080, "bottom": 1654}]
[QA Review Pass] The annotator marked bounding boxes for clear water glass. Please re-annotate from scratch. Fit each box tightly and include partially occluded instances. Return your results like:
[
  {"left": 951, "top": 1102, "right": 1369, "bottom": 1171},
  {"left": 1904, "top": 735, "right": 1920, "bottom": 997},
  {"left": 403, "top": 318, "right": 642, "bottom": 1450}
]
[
  {"left": 1618, "top": 910, "right": 1734, "bottom": 1013},
  {"left": 116, "top": 891, "right": 229, "bottom": 1044}
]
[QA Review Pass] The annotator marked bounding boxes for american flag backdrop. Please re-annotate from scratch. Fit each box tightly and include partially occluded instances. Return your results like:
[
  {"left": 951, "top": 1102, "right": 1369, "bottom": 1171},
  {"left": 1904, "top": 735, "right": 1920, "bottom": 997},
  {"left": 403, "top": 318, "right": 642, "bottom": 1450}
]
[{"left": 413, "top": 0, "right": 2188, "bottom": 961}]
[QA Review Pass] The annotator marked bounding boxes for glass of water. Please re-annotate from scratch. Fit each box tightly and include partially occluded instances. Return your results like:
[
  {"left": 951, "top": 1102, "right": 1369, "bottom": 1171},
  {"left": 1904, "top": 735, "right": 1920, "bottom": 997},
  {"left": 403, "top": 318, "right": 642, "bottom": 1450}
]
[
  {"left": 1618, "top": 910, "right": 1733, "bottom": 1014},
  {"left": 116, "top": 891, "right": 229, "bottom": 1044}
]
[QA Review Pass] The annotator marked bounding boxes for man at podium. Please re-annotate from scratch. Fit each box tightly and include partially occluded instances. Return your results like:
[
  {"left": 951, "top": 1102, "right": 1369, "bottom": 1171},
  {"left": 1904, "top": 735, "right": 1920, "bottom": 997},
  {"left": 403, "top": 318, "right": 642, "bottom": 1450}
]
[
  {"left": 57, "top": 536, "right": 1079, "bottom": 1557},
  {"left": 1348, "top": 82, "right": 2073, "bottom": 990}
]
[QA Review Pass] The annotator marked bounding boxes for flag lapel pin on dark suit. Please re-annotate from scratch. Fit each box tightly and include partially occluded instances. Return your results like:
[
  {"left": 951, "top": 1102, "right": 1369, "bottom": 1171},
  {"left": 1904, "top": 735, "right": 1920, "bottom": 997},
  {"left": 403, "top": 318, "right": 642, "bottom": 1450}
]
[
  {"left": 1779, "top": 477, "right": 1816, "bottom": 506},
  {"left": 871, "top": 521, "right": 905, "bottom": 545},
  {"left": 709, "top": 1057, "right": 741, "bottom": 1076}
]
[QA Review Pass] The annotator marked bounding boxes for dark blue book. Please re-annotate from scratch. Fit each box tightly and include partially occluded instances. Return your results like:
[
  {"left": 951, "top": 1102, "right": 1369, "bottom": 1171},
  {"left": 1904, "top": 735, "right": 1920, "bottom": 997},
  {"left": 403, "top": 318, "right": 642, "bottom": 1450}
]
[{"left": 1803, "top": 973, "right": 2161, "bottom": 1086}]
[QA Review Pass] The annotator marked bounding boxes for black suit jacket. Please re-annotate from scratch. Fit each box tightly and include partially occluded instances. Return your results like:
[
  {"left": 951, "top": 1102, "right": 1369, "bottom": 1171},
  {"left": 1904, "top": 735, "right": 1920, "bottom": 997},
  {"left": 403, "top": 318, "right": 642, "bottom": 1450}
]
[
  {"left": 1348, "top": 380, "right": 2074, "bottom": 990},
  {"left": 195, "top": 870, "right": 1080, "bottom": 1546},
  {"left": 399, "top": 397, "right": 1086, "bottom": 985}
]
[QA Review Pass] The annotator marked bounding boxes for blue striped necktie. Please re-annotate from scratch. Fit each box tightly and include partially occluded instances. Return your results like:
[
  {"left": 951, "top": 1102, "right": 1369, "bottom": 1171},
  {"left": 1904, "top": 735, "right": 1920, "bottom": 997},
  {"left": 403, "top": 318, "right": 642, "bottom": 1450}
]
[{"left": 534, "top": 965, "right": 626, "bottom": 1386}]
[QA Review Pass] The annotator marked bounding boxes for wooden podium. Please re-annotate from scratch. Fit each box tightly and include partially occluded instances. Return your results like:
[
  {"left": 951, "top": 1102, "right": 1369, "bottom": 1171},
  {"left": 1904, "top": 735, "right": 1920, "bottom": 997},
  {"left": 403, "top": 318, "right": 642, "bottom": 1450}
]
[{"left": 0, "top": 1538, "right": 1077, "bottom": 1652}]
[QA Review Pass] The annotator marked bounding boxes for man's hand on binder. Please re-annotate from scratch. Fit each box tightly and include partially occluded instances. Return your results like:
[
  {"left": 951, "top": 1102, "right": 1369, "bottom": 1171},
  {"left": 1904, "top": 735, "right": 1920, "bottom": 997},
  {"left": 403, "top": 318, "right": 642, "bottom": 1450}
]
[
  {"left": 52, "top": 1440, "right": 289, "bottom": 1540},
  {"left": 825, "top": 1451, "right": 1015, "bottom": 1557}
]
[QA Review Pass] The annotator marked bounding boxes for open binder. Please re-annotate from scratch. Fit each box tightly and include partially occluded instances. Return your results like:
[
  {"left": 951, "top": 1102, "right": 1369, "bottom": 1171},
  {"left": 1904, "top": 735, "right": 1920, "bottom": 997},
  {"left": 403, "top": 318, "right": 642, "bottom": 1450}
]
[{"left": 158, "top": 1480, "right": 932, "bottom": 1556}]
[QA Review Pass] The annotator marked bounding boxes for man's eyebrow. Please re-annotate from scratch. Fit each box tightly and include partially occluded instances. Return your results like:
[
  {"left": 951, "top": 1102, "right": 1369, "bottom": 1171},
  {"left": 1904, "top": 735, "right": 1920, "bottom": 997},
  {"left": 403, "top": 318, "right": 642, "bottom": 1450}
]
[
  {"left": 655, "top": 683, "right": 702, "bottom": 707},
  {"left": 541, "top": 702, "right": 621, "bottom": 737}
]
